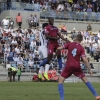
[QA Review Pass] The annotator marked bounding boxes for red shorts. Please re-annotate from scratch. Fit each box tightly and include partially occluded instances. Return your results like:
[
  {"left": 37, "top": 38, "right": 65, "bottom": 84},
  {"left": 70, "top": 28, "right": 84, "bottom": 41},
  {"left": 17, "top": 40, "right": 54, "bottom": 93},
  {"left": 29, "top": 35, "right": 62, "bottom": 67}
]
[
  {"left": 48, "top": 42, "right": 60, "bottom": 54},
  {"left": 61, "top": 65, "right": 85, "bottom": 79}
]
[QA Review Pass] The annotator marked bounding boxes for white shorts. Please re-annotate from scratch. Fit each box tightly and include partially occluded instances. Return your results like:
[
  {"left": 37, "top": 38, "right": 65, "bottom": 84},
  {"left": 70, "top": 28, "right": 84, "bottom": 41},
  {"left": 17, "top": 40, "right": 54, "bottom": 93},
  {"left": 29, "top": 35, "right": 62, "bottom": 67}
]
[{"left": 38, "top": 46, "right": 47, "bottom": 59}]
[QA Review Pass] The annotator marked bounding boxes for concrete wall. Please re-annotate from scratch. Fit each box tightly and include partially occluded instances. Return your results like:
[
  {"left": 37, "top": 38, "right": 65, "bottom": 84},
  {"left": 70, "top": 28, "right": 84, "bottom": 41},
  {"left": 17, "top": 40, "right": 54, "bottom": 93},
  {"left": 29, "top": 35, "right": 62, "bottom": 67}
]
[
  {"left": 41, "top": 19, "right": 100, "bottom": 32},
  {"left": 0, "top": 10, "right": 40, "bottom": 28},
  {"left": 0, "top": 10, "right": 100, "bottom": 31}
]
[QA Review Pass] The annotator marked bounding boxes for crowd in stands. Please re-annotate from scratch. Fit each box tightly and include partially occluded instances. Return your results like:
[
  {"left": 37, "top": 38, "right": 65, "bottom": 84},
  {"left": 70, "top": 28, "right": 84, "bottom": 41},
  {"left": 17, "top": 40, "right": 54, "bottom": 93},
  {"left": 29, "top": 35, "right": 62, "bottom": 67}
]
[
  {"left": 0, "top": 14, "right": 67, "bottom": 72},
  {"left": 71, "top": 23, "right": 100, "bottom": 62},
  {"left": 0, "top": 14, "right": 100, "bottom": 74},
  {"left": 14, "top": 0, "right": 100, "bottom": 12}
]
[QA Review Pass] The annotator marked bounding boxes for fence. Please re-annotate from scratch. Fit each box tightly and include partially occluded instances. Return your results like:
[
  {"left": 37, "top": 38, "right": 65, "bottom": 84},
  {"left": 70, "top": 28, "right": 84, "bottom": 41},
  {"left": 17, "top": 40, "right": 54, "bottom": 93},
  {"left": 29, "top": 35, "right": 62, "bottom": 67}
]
[
  {"left": 0, "top": 2, "right": 40, "bottom": 13},
  {"left": 40, "top": 10, "right": 100, "bottom": 21},
  {"left": 1, "top": 56, "right": 100, "bottom": 74},
  {"left": 0, "top": 2, "right": 100, "bottom": 22}
]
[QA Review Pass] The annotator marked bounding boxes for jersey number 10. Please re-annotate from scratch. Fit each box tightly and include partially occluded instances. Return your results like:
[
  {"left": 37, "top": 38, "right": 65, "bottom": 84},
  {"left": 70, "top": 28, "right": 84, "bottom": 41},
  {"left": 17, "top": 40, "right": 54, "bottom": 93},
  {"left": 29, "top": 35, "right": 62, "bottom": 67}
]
[{"left": 71, "top": 48, "right": 77, "bottom": 57}]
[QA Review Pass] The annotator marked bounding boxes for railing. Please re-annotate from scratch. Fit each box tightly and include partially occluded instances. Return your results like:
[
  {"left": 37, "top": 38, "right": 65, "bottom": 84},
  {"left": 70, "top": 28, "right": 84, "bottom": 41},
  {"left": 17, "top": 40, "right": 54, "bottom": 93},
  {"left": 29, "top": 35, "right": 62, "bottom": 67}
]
[
  {"left": 40, "top": 10, "right": 100, "bottom": 21},
  {"left": 2, "top": 57, "right": 100, "bottom": 74},
  {"left": 0, "top": 2, "right": 40, "bottom": 13},
  {"left": 0, "top": 2, "right": 100, "bottom": 22}
]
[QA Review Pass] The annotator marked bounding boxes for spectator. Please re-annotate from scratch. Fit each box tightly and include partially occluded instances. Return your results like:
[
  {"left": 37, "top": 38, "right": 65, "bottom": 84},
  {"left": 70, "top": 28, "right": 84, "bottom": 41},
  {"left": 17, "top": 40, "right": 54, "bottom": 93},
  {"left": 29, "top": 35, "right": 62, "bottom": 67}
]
[
  {"left": 84, "top": 38, "right": 90, "bottom": 53},
  {"left": 28, "top": 14, "right": 34, "bottom": 28},
  {"left": 11, "top": 38, "right": 17, "bottom": 45},
  {"left": 16, "top": 13, "right": 22, "bottom": 28},
  {"left": 13, "top": 54, "right": 18, "bottom": 62},
  {"left": 97, "top": 30, "right": 100, "bottom": 38},
  {"left": 17, "top": 55, "right": 24, "bottom": 70},
  {"left": 5, "top": 45, "right": 10, "bottom": 53},
  {"left": 30, "top": 39, "right": 36, "bottom": 50},
  {"left": 33, "top": 14, "right": 39, "bottom": 27},
  {"left": 61, "top": 24, "right": 67, "bottom": 35},
  {"left": 7, "top": 53, "right": 14, "bottom": 62},
  {"left": 8, "top": 66, "right": 18, "bottom": 82},
  {"left": 28, "top": 57, "right": 34, "bottom": 69},
  {"left": 17, "top": 66, "right": 21, "bottom": 82},
  {"left": 87, "top": 23, "right": 92, "bottom": 31},
  {"left": 0, "top": 44, "right": 3, "bottom": 58},
  {"left": 2, "top": 17, "right": 9, "bottom": 29},
  {"left": 9, "top": 18, "right": 14, "bottom": 29},
  {"left": 7, "top": 0, "right": 11, "bottom": 10},
  {"left": 15, "top": 45, "right": 20, "bottom": 54},
  {"left": 34, "top": 54, "right": 40, "bottom": 70},
  {"left": 71, "top": 28, "right": 77, "bottom": 40},
  {"left": 89, "top": 43, "right": 95, "bottom": 57}
]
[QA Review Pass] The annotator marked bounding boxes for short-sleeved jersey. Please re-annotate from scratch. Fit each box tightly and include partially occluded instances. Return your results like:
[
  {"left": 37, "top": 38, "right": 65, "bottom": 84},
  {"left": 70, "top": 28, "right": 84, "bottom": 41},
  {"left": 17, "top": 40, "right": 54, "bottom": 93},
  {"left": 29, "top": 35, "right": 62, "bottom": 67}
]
[
  {"left": 39, "top": 30, "right": 48, "bottom": 46},
  {"left": 64, "top": 42, "right": 86, "bottom": 67},
  {"left": 44, "top": 25, "right": 59, "bottom": 43}
]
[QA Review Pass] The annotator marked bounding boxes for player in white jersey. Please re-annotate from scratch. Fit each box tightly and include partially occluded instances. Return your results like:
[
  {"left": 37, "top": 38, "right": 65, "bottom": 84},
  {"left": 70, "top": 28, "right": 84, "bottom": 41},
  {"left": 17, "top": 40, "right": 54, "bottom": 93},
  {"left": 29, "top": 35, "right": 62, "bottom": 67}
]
[{"left": 38, "top": 23, "right": 50, "bottom": 80}]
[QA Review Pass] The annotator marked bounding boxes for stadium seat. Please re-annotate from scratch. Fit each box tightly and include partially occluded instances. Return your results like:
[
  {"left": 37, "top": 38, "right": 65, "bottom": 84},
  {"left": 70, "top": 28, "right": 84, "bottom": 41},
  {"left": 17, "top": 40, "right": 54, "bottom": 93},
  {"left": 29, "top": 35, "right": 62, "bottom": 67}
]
[
  {"left": 47, "top": 10, "right": 57, "bottom": 19},
  {"left": 11, "top": 2, "right": 16, "bottom": 10},
  {"left": 33, "top": 4, "right": 40, "bottom": 11},
  {"left": 24, "top": 3, "right": 30, "bottom": 10},
  {"left": 23, "top": 61, "right": 29, "bottom": 69},
  {"left": 16, "top": 2, "right": 21, "bottom": 10},
  {"left": 24, "top": 3, "right": 34, "bottom": 11},
  {"left": 97, "top": 12, "right": 100, "bottom": 21}
]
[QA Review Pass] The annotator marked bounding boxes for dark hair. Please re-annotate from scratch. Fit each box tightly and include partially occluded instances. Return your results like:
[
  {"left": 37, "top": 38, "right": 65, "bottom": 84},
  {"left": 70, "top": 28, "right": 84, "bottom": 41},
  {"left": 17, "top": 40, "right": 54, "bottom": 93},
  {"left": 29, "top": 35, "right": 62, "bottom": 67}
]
[
  {"left": 76, "top": 34, "right": 83, "bottom": 42},
  {"left": 42, "top": 23, "right": 48, "bottom": 29},
  {"left": 48, "top": 17, "right": 54, "bottom": 25}
]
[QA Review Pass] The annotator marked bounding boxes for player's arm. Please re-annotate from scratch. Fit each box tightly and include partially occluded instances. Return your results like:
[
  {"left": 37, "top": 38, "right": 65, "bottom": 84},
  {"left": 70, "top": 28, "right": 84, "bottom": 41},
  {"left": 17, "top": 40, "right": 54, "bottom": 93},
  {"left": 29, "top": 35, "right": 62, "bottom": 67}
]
[
  {"left": 55, "top": 46, "right": 64, "bottom": 56},
  {"left": 44, "top": 27, "right": 59, "bottom": 40},
  {"left": 57, "top": 32, "right": 69, "bottom": 42},
  {"left": 82, "top": 56, "right": 93, "bottom": 77},
  {"left": 45, "top": 33, "right": 59, "bottom": 40}
]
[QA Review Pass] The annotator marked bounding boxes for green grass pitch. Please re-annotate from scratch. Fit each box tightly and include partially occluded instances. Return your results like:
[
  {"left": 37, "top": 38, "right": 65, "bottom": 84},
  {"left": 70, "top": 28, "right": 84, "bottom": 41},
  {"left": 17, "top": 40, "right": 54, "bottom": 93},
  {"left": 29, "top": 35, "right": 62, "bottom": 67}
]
[{"left": 0, "top": 82, "right": 100, "bottom": 100}]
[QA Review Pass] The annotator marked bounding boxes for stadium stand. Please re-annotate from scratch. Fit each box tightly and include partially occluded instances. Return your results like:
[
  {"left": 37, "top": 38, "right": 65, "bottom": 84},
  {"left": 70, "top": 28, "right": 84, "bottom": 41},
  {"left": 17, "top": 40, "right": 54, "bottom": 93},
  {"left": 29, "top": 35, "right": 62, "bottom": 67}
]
[{"left": 0, "top": 0, "right": 100, "bottom": 82}]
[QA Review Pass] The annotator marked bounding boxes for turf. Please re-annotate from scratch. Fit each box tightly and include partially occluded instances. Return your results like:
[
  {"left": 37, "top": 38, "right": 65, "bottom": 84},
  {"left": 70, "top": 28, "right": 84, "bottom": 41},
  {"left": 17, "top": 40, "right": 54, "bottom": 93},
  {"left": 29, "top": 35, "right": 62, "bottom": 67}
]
[{"left": 0, "top": 82, "right": 100, "bottom": 100}]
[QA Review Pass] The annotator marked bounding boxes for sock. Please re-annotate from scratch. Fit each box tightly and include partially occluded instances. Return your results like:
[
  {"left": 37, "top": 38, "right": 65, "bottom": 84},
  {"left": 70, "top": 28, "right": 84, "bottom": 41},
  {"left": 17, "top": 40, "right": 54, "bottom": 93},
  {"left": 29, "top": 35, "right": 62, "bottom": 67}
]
[
  {"left": 58, "top": 58, "right": 62, "bottom": 70},
  {"left": 39, "top": 59, "right": 48, "bottom": 67},
  {"left": 44, "top": 64, "right": 50, "bottom": 74},
  {"left": 86, "top": 82, "right": 98, "bottom": 97},
  {"left": 39, "top": 66, "right": 43, "bottom": 74},
  {"left": 58, "top": 84, "right": 64, "bottom": 100}
]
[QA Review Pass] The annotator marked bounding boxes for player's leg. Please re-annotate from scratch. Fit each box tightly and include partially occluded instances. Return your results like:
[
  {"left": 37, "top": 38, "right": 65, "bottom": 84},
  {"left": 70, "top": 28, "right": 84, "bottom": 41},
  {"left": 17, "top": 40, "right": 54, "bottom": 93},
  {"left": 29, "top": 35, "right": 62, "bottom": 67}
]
[
  {"left": 58, "top": 76, "right": 65, "bottom": 100},
  {"left": 57, "top": 53, "right": 62, "bottom": 70},
  {"left": 74, "top": 68, "right": 100, "bottom": 100},
  {"left": 38, "top": 66, "right": 44, "bottom": 80},
  {"left": 39, "top": 44, "right": 53, "bottom": 67},
  {"left": 44, "top": 64, "right": 50, "bottom": 80},
  {"left": 39, "top": 46, "right": 50, "bottom": 80},
  {"left": 58, "top": 66, "right": 72, "bottom": 100},
  {"left": 38, "top": 46, "right": 44, "bottom": 80},
  {"left": 43, "top": 54, "right": 53, "bottom": 80},
  {"left": 81, "top": 76, "right": 100, "bottom": 100},
  {"left": 42, "top": 47, "right": 50, "bottom": 80},
  {"left": 56, "top": 44, "right": 63, "bottom": 70}
]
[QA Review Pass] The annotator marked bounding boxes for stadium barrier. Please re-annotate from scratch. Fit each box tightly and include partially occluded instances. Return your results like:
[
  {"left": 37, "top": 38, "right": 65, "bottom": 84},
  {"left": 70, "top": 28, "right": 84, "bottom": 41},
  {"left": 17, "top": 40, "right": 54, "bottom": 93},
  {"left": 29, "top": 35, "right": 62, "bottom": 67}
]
[
  {"left": 0, "top": 2, "right": 100, "bottom": 22},
  {"left": 0, "top": 2, "right": 40, "bottom": 13},
  {"left": 2, "top": 56, "right": 100, "bottom": 74}
]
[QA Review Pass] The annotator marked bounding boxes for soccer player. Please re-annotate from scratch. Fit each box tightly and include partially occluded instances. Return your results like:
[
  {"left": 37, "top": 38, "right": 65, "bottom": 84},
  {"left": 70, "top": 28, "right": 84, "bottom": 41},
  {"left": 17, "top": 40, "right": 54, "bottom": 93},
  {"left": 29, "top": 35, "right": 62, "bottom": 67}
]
[
  {"left": 38, "top": 23, "right": 50, "bottom": 80},
  {"left": 39, "top": 17, "right": 68, "bottom": 80},
  {"left": 56, "top": 34, "right": 100, "bottom": 100}
]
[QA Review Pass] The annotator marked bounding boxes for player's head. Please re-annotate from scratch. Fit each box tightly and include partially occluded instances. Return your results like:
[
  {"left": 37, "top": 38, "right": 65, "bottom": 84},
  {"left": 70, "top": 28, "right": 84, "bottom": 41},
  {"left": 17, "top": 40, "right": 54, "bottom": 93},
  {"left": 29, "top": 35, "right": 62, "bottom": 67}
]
[
  {"left": 76, "top": 34, "right": 83, "bottom": 42},
  {"left": 42, "top": 23, "right": 48, "bottom": 29},
  {"left": 48, "top": 17, "right": 54, "bottom": 25}
]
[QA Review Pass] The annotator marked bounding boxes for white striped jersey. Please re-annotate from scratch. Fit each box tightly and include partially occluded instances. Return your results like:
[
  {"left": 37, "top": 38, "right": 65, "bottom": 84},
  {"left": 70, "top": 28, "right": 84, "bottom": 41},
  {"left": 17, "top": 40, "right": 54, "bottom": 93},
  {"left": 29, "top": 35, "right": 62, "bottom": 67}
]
[{"left": 39, "top": 30, "right": 48, "bottom": 47}]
